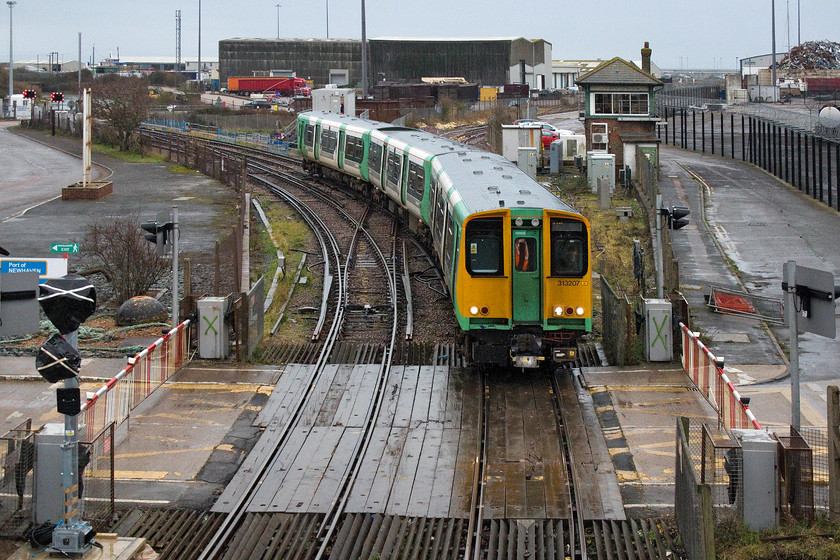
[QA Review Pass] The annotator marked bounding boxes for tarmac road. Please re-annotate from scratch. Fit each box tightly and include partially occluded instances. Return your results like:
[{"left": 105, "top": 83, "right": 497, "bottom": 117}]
[{"left": 659, "top": 144, "right": 840, "bottom": 429}]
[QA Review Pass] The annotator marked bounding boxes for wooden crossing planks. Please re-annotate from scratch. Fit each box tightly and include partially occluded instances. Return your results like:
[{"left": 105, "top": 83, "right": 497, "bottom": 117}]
[{"left": 555, "top": 372, "right": 625, "bottom": 521}]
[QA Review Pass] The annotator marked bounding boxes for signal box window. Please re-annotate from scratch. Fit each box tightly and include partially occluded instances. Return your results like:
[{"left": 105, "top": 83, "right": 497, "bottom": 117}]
[
  {"left": 465, "top": 218, "right": 503, "bottom": 276},
  {"left": 550, "top": 218, "right": 587, "bottom": 277}
]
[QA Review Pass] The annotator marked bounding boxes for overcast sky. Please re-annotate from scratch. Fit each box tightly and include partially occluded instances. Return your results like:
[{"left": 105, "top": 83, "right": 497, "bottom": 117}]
[{"left": 3, "top": 0, "right": 839, "bottom": 70}]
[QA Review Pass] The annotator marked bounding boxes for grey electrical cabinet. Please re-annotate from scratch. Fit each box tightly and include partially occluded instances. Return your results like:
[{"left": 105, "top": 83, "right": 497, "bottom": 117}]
[
  {"left": 732, "top": 429, "right": 779, "bottom": 530},
  {"left": 517, "top": 147, "right": 538, "bottom": 179},
  {"left": 550, "top": 140, "right": 562, "bottom": 173},
  {"left": 642, "top": 298, "right": 673, "bottom": 362},
  {"left": 34, "top": 423, "right": 86, "bottom": 524},
  {"left": 198, "top": 297, "right": 229, "bottom": 359},
  {"left": 587, "top": 151, "right": 616, "bottom": 193}
]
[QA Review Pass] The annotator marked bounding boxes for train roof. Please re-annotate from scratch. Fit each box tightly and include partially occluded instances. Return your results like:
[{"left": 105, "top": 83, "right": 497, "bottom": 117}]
[
  {"left": 299, "top": 110, "right": 578, "bottom": 216},
  {"left": 434, "top": 151, "right": 575, "bottom": 215}
]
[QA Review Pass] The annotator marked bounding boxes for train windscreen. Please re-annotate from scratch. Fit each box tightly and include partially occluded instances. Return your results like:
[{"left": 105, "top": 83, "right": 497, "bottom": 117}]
[
  {"left": 550, "top": 218, "right": 587, "bottom": 277},
  {"left": 466, "top": 217, "right": 503, "bottom": 275}
]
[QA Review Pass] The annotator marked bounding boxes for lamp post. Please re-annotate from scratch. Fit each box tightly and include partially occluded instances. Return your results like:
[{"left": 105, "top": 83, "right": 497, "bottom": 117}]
[
  {"left": 7, "top": 1, "right": 15, "bottom": 106},
  {"left": 275, "top": 4, "right": 280, "bottom": 39},
  {"left": 325, "top": 0, "right": 329, "bottom": 39}
]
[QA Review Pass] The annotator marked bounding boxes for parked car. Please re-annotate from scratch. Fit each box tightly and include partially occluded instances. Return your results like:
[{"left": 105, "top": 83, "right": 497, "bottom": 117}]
[
  {"left": 241, "top": 100, "right": 272, "bottom": 110},
  {"left": 541, "top": 129, "right": 559, "bottom": 148}
]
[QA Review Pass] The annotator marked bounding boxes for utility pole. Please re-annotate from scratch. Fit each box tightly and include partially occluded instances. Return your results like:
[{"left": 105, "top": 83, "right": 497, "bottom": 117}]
[
  {"left": 771, "top": 0, "right": 777, "bottom": 97},
  {"left": 176, "top": 10, "right": 182, "bottom": 72},
  {"left": 8, "top": 1, "right": 15, "bottom": 104},
  {"left": 275, "top": 4, "right": 280, "bottom": 39},
  {"left": 77, "top": 33, "right": 81, "bottom": 96},
  {"left": 361, "top": 0, "right": 367, "bottom": 98},
  {"left": 197, "top": 0, "right": 202, "bottom": 90}
]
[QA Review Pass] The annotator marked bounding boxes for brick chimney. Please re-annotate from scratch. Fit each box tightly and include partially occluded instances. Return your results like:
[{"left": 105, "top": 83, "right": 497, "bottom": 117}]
[{"left": 641, "top": 42, "right": 652, "bottom": 74}]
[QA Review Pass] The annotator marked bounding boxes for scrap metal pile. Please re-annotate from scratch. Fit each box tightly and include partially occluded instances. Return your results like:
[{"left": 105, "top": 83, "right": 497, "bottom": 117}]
[{"left": 779, "top": 40, "right": 840, "bottom": 70}]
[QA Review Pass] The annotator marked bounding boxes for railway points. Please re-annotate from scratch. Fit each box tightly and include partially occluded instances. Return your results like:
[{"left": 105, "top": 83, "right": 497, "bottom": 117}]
[{"left": 1, "top": 110, "right": 838, "bottom": 558}]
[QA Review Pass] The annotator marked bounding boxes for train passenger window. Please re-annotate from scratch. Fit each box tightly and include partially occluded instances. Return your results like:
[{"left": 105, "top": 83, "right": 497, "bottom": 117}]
[
  {"left": 304, "top": 125, "right": 315, "bottom": 148},
  {"left": 465, "top": 218, "right": 503, "bottom": 276},
  {"left": 369, "top": 142, "right": 383, "bottom": 176},
  {"left": 386, "top": 150, "right": 402, "bottom": 190},
  {"left": 513, "top": 237, "right": 537, "bottom": 272},
  {"left": 550, "top": 218, "right": 587, "bottom": 277},
  {"left": 407, "top": 161, "right": 425, "bottom": 203},
  {"left": 443, "top": 209, "right": 455, "bottom": 278},
  {"left": 320, "top": 130, "right": 338, "bottom": 155},
  {"left": 345, "top": 136, "right": 364, "bottom": 163},
  {"left": 433, "top": 182, "right": 446, "bottom": 248}
]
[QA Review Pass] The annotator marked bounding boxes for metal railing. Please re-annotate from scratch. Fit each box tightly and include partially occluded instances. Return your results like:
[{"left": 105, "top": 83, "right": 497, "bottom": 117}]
[
  {"left": 0, "top": 419, "right": 37, "bottom": 537},
  {"left": 81, "top": 320, "right": 191, "bottom": 440},
  {"left": 679, "top": 322, "right": 761, "bottom": 431}
]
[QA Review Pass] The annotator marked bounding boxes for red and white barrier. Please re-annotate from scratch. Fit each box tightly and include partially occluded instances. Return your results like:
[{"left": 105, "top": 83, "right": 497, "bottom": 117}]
[
  {"left": 679, "top": 322, "right": 761, "bottom": 431},
  {"left": 81, "top": 320, "right": 191, "bottom": 435}
]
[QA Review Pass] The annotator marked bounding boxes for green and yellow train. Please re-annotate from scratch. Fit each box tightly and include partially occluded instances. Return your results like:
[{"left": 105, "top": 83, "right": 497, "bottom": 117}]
[{"left": 297, "top": 110, "right": 592, "bottom": 368}]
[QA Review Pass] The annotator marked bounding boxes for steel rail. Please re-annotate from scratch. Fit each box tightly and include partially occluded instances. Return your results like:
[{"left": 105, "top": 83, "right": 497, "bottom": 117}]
[
  {"left": 195, "top": 177, "right": 347, "bottom": 560},
  {"left": 464, "top": 369, "right": 490, "bottom": 560}
]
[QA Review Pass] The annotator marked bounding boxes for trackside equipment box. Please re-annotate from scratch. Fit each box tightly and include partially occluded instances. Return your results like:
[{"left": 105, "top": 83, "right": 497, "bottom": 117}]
[
  {"left": 642, "top": 298, "right": 672, "bottom": 362},
  {"left": 198, "top": 297, "right": 229, "bottom": 359}
]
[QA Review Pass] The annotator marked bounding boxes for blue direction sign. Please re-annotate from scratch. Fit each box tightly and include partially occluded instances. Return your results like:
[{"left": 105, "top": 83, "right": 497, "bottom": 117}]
[
  {"left": 0, "top": 258, "right": 69, "bottom": 284},
  {"left": 51, "top": 243, "right": 80, "bottom": 254}
]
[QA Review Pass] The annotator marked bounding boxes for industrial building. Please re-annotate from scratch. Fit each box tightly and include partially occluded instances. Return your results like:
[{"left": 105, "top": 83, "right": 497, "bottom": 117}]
[{"left": 218, "top": 37, "right": 552, "bottom": 91}]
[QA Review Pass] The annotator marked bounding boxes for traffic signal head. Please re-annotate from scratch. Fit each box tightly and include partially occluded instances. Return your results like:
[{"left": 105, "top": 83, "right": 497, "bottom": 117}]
[
  {"left": 141, "top": 220, "right": 173, "bottom": 256},
  {"left": 661, "top": 206, "right": 691, "bottom": 230},
  {"left": 670, "top": 206, "right": 691, "bottom": 230},
  {"left": 51, "top": 92, "right": 64, "bottom": 102}
]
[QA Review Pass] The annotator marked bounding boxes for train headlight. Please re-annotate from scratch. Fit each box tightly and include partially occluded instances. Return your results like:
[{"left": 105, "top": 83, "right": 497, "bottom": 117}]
[
  {"left": 470, "top": 306, "right": 479, "bottom": 315},
  {"left": 531, "top": 219, "right": 540, "bottom": 227},
  {"left": 515, "top": 218, "right": 523, "bottom": 227},
  {"left": 576, "top": 307, "right": 585, "bottom": 316},
  {"left": 553, "top": 306, "right": 564, "bottom": 317}
]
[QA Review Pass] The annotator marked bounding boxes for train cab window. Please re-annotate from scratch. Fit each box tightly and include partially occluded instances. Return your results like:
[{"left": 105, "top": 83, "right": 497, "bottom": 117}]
[
  {"left": 407, "top": 161, "right": 425, "bottom": 203},
  {"left": 369, "top": 142, "right": 383, "bottom": 176},
  {"left": 513, "top": 237, "right": 537, "bottom": 272},
  {"left": 304, "top": 125, "right": 315, "bottom": 148},
  {"left": 345, "top": 136, "right": 364, "bottom": 163},
  {"left": 465, "top": 217, "right": 503, "bottom": 276},
  {"left": 550, "top": 218, "right": 587, "bottom": 277},
  {"left": 320, "top": 129, "right": 338, "bottom": 155}
]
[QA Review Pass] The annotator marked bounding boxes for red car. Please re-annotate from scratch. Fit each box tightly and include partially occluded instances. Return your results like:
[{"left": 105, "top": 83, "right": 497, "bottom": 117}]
[{"left": 541, "top": 129, "right": 559, "bottom": 148}]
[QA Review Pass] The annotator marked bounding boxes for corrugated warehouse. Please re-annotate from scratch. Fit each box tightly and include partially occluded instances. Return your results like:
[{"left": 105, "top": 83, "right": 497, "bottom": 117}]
[
  {"left": 219, "top": 37, "right": 552, "bottom": 90},
  {"left": 219, "top": 38, "right": 361, "bottom": 88}
]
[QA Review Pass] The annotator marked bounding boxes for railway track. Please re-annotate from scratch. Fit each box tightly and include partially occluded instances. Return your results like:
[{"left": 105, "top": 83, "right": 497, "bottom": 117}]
[{"left": 122, "top": 127, "right": 684, "bottom": 559}]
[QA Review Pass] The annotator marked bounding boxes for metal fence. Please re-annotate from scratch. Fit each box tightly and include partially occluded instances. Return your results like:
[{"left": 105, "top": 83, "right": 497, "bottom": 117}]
[
  {"left": 80, "top": 422, "right": 115, "bottom": 530},
  {"left": 0, "top": 419, "right": 37, "bottom": 537},
  {"left": 799, "top": 427, "right": 829, "bottom": 516},
  {"left": 655, "top": 106, "right": 840, "bottom": 214},
  {"left": 600, "top": 276, "right": 632, "bottom": 366},
  {"left": 675, "top": 417, "right": 715, "bottom": 560}
]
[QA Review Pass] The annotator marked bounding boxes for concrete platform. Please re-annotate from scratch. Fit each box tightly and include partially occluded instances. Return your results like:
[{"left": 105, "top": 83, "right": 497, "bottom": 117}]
[{"left": 582, "top": 364, "right": 718, "bottom": 516}]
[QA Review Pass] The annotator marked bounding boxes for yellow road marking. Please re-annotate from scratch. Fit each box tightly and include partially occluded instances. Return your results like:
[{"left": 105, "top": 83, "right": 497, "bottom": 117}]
[{"left": 115, "top": 445, "right": 216, "bottom": 459}]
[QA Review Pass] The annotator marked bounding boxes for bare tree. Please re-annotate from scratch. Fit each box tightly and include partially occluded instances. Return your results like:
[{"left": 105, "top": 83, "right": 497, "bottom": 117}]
[
  {"left": 89, "top": 75, "right": 151, "bottom": 151},
  {"left": 82, "top": 215, "right": 169, "bottom": 305}
]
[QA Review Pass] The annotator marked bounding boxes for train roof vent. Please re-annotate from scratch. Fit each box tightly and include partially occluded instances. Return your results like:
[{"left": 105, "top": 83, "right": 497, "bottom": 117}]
[
  {"left": 517, "top": 200, "right": 526, "bottom": 205},
  {"left": 481, "top": 155, "right": 491, "bottom": 160},
  {"left": 502, "top": 175, "right": 513, "bottom": 180},
  {"left": 487, "top": 186, "right": 500, "bottom": 194},
  {"left": 463, "top": 158, "right": 472, "bottom": 162},
  {"left": 499, "top": 200, "right": 505, "bottom": 207},
  {"left": 519, "top": 190, "right": 531, "bottom": 195},
  {"left": 473, "top": 170, "right": 483, "bottom": 175},
  {"left": 493, "top": 166, "right": 504, "bottom": 171}
]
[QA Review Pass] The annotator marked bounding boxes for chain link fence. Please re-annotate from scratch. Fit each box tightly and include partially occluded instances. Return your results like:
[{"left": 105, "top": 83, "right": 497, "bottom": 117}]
[{"left": 80, "top": 423, "right": 115, "bottom": 530}]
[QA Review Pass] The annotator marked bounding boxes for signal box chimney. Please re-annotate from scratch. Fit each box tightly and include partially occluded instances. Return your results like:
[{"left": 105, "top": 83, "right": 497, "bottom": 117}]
[{"left": 641, "top": 42, "right": 652, "bottom": 74}]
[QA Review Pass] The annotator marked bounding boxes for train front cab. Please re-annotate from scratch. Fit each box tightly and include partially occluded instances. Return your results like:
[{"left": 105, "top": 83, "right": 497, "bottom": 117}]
[{"left": 456, "top": 210, "right": 591, "bottom": 369}]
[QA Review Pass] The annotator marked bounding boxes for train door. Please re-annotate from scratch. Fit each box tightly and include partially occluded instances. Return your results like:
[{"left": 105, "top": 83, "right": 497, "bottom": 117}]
[{"left": 512, "top": 228, "right": 541, "bottom": 323}]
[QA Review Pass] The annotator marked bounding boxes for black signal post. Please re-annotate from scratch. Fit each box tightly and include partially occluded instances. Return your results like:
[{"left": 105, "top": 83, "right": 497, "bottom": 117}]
[{"left": 37, "top": 274, "right": 97, "bottom": 554}]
